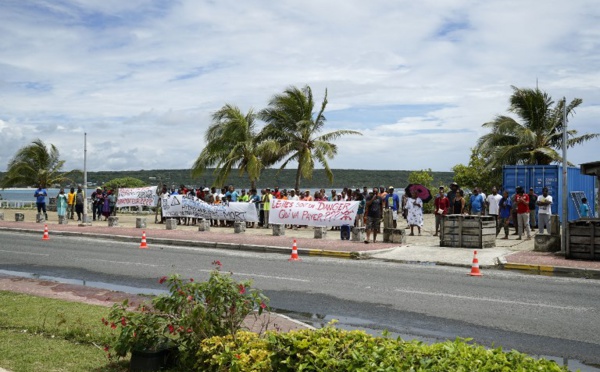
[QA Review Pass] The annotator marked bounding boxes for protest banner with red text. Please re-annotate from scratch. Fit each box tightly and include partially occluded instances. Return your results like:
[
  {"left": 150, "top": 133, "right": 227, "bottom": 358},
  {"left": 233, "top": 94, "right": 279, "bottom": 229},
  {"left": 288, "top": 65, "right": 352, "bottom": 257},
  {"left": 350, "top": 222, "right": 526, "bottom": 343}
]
[
  {"left": 269, "top": 199, "right": 359, "bottom": 226},
  {"left": 116, "top": 186, "right": 158, "bottom": 207}
]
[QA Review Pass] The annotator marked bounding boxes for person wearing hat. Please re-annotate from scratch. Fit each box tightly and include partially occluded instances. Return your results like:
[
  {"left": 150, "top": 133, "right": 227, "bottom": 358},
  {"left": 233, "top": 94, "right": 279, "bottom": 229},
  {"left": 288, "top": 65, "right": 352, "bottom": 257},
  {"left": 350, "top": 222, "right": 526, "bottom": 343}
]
[
  {"left": 447, "top": 182, "right": 459, "bottom": 208},
  {"left": 385, "top": 186, "right": 400, "bottom": 228}
]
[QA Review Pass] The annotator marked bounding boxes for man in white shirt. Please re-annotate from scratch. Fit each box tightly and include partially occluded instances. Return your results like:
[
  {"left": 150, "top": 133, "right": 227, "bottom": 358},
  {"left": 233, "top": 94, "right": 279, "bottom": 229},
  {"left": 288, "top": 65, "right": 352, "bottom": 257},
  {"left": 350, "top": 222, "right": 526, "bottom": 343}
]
[
  {"left": 536, "top": 187, "right": 553, "bottom": 234},
  {"left": 289, "top": 190, "right": 299, "bottom": 201},
  {"left": 486, "top": 187, "right": 502, "bottom": 233}
]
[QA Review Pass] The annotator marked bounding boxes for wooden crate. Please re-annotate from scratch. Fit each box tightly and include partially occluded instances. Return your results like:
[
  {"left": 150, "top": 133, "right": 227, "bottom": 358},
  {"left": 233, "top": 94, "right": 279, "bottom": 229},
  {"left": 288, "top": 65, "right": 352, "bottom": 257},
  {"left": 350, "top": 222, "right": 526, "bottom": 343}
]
[
  {"left": 440, "top": 214, "right": 496, "bottom": 249},
  {"left": 567, "top": 219, "right": 600, "bottom": 260}
]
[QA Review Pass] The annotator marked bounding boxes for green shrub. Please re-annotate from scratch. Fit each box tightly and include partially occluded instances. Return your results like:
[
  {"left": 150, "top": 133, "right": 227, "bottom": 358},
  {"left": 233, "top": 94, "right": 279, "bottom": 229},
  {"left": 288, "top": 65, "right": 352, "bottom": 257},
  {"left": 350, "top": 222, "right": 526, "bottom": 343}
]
[
  {"left": 105, "top": 261, "right": 270, "bottom": 369},
  {"left": 196, "top": 325, "right": 569, "bottom": 371}
]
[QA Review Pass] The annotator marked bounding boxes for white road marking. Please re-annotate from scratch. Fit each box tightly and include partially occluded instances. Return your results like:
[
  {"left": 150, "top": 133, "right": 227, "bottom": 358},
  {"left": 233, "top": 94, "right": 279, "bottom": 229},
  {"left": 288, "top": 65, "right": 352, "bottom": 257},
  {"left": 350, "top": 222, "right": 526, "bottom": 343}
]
[
  {"left": 394, "top": 288, "right": 591, "bottom": 311},
  {"left": 0, "top": 249, "right": 50, "bottom": 257},
  {"left": 197, "top": 269, "right": 310, "bottom": 282},
  {"left": 88, "top": 259, "right": 164, "bottom": 268}
]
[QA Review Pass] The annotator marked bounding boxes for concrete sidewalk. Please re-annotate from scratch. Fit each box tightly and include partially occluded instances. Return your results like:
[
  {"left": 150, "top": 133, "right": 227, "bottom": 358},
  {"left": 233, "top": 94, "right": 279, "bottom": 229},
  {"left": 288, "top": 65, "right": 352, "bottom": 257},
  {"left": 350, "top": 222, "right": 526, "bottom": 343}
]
[{"left": 1, "top": 208, "right": 600, "bottom": 277}]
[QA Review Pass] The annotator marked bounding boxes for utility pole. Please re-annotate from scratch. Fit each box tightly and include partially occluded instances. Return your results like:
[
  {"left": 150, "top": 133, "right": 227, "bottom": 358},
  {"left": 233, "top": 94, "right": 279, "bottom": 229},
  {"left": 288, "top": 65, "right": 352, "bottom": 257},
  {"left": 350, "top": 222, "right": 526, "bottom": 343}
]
[
  {"left": 82, "top": 132, "right": 89, "bottom": 225},
  {"left": 561, "top": 98, "right": 568, "bottom": 254}
]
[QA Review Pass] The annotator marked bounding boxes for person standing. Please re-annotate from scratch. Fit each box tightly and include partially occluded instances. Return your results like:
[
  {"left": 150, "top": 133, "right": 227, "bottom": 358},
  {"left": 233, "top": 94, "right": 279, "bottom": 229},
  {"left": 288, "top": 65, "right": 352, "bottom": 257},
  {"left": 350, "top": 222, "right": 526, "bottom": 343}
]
[
  {"left": 75, "top": 186, "right": 84, "bottom": 222},
  {"left": 433, "top": 186, "right": 449, "bottom": 236},
  {"left": 580, "top": 198, "right": 590, "bottom": 218},
  {"left": 34, "top": 184, "right": 48, "bottom": 220},
  {"left": 536, "top": 187, "right": 553, "bottom": 234},
  {"left": 407, "top": 190, "right": 424, "bottom": 236},
  {"left": 486, "top": 187, "right": 503, "bottom": 233},
  {"left": 452, "top": 190, "right": 466, "bottom": 215},
  {"left": 386, "top": 186, "right": 400, "bottom": 228},
  {"left": 56, "top": 188, "right": 68, "bottom": 220},
  {"left": 497, "top": 190, "right": 512, "bottom": 239},
  {"left": 447, "top": 182, "right": 459, "bottom": 207},
  {"left": 469, "top": 189, "right": 484, "bottom": 216},
  {"left": 249, "top": 189, "right": 261, "bottom": 228},
  {"left": 67, "top": 187, "right": 76, "bottom": 219},
  {"left": 355, "top": 193, "right": 366, "bottom": 228},
  {"left": 262, "top": 188, "right": 272, "bottom": 228},
  {"left": 515, "top": 187, "right": 532, "bottom": 240},
  {"left": 510, "top": 191, "right": 519, "bottom": 235},
  {"left": 365, "top": 187, "right": 383, "bottom": 243},
  {"left": 528, "top": 188, "right": 538, "bottom": 229}
]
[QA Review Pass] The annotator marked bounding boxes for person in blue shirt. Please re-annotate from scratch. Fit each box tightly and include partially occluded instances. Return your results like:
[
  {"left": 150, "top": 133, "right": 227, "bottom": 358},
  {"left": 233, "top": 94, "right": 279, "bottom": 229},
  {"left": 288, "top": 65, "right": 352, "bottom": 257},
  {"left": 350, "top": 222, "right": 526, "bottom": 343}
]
[
  {"left": 34, "top": 184, "right": 48, "bottom": 220},
  {"left": 249, "top": 189, "right": 261, "bottom": 228},
  {"left": 580, "top": 198, "right": 590, "bottom": 218},
  {"left": 469, "top": 188, "right": 484, "bottom": 215},
  {"left": 497, "top": 190, "right": 512, "bottom": 239},
  {"left": 385, "top": 186, "right": 401, "bottom": 228}
]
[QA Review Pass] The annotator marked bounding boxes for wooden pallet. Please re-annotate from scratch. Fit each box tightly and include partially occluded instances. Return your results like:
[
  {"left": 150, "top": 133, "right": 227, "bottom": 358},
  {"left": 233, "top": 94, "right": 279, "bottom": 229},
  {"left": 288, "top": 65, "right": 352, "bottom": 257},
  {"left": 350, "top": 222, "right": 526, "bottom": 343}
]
[
  {"left": 567, "top": 219, "right": 600, "bottom": 260},
  {"left": 440, "top": 214, "right": 496, "bottom": 249}
]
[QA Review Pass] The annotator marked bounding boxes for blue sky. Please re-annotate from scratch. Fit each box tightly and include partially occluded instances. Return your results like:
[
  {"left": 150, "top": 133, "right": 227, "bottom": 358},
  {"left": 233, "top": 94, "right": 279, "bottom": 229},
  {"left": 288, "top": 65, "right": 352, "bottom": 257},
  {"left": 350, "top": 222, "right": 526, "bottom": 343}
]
[{"left": 1, "top": 0, "right": 599, "bottom": 174}]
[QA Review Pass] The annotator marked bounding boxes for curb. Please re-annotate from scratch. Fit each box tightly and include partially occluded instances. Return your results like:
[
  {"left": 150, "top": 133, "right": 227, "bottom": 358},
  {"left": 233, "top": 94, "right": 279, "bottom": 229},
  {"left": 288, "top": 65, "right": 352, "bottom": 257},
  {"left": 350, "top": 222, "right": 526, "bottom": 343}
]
[
  {"left": 0, "top": 227, "right": 394, "bottom": 260},
  {"left": 368, "top": 256, "right": 497, "bottom": 270},
  {"left": 499, "top": 262, "right": 600, "bottom": 278}
]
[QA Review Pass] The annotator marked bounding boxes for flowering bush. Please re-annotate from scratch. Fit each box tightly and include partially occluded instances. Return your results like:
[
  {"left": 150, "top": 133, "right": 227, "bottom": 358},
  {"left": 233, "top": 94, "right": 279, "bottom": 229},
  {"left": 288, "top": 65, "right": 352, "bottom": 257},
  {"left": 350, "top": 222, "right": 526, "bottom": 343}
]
[{"left": 103, "top": 261, "right": 270, "bottom": 369}]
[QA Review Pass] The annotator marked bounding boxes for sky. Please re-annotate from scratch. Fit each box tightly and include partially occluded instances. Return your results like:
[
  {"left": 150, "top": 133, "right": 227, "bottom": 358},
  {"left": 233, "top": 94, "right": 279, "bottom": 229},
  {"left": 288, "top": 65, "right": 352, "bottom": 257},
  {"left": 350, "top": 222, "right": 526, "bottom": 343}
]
[{"left": 1, "top": 0, "right": 599, "bottom": 174}]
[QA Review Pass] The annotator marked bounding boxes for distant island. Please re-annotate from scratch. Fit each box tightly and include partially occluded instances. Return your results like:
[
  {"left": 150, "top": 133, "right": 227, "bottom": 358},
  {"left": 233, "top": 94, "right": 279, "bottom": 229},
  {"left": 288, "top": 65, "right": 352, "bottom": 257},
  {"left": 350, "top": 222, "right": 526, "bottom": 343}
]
[{"left": 0, "top": 168, "right": 454, "bottom": 190}]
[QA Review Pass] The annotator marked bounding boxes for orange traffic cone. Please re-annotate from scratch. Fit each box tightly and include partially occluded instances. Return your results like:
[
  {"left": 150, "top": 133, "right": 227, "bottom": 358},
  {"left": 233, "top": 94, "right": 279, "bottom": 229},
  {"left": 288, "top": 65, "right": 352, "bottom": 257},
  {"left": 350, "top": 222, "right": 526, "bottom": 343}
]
[
  {"left": 139, "top": 231, "right": 148, "bottom": 249},
  {"left": 42, "top": 224, "right": 50, "bottom": 241},
  {"left": 288, "top": 239, "right": 301, "bottom": 261},
  {"left": 468, "top": 250, "right": 482, "bottom": 276}
]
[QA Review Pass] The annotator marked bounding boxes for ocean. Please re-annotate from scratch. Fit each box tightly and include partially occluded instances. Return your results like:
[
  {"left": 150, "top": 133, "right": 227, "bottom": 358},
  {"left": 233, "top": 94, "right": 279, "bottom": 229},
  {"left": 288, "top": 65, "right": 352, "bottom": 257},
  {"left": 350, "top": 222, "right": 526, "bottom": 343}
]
[{"left": 0, "top": 188, "right": 97, "bottom": 203}]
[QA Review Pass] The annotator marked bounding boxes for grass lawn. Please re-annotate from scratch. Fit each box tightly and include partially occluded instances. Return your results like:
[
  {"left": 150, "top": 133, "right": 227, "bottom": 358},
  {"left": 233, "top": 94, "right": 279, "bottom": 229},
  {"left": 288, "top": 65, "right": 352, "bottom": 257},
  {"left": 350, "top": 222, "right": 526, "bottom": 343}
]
[{"left": 0, "top": 291, "right": 131, "bottom": 371}]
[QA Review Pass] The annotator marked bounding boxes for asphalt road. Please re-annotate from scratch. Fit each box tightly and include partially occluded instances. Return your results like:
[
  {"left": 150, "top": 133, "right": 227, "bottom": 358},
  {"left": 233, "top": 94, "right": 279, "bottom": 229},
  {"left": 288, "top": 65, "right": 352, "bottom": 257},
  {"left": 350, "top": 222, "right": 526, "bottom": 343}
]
[{"left": 1, "top": 231, "right": 600, "bottom": 369}]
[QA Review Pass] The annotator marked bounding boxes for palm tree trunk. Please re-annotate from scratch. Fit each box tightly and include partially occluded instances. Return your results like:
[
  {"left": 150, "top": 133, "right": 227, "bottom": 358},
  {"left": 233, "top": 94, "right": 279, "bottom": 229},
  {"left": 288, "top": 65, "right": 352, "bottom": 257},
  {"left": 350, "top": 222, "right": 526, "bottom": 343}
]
[{"left": 295, "top": 166, "right": 301, "bottom": 190}]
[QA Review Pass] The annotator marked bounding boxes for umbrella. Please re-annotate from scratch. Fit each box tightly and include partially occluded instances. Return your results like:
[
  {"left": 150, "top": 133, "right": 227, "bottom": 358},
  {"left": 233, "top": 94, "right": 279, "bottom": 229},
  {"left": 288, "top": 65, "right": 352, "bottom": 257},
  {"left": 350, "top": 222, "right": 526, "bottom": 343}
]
[{"left": 404, "top": 184, "right": 432, "bottom": 203}]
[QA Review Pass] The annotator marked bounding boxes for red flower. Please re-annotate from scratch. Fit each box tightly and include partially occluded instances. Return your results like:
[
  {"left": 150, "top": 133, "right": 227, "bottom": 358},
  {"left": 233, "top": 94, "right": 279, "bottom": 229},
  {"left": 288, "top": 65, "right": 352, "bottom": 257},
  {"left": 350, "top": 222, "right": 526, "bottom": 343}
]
[
  {"left": 212, "top": 260, "right": 222, "bottom": 267},
  {"left": 101, "top": 317, "right": 106, "bottom": 324},
  {"left": 110, "top": 322, "right": 117, "bottom": 329},
  {"left": 187, "top": 328, "right": 193, "bottom": 333},
  {"left": 235, "top": 354, "right": 241, "bottom": 359},
  {"left": 159, "top": 276, "right": 167, "bottom": 284},
  {"left": 187, "top": 295, "right": 193, "bottom": 302},
  {"left": 103, "top": 345, "right": 110, "bottom": 352},
  {"left": 260, "top": 302, "right": 267, "bottom": 309},
  {"left": 168, "top": 324, "right": 175, "bottom": 334},
  {"left": 121, "top": 317, "right": 127, "bottom": 326},
  {"left": 238, "top": 284, "right": 246, "bottom": 294},
  {"left": 189, "top": 278, "right": 194, "bottom": 282}
]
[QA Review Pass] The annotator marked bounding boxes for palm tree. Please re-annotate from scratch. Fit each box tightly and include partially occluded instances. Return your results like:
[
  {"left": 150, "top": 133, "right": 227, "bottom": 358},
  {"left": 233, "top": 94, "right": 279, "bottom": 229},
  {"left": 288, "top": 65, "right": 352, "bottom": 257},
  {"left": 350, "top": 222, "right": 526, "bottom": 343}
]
[
  {"left": 260, "top": 85, "right": 362, "bottom": 190},
  {"left": 191, "top": 104, "right": 274, "bottom": 189},
  {"left": 476, "top": 86, "right": 599, "bottom": 170},
  {"left": 0, "top": 139, "right": 79, "bottom": 189}
]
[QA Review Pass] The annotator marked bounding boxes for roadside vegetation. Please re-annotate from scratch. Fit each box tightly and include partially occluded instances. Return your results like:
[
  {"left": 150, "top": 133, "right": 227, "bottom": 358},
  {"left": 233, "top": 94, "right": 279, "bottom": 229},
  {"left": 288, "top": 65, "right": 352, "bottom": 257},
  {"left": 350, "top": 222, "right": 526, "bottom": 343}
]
[{"left": 0, "top": 290, "right": 569, "bottom": 371}]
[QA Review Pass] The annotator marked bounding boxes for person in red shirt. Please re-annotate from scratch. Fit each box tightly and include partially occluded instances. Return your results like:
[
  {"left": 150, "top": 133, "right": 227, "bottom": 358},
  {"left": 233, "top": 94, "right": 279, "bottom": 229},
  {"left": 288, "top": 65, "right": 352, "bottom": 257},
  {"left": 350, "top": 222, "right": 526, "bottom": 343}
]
[
  {"left": 433, "top": 186, "right": 449, "bottom": 236},
  {"left": 515, "top": 186, "right": 532, "bottom": 240},
  {"left": 273, "top": 187, "right": 281, "bottom": 199}
]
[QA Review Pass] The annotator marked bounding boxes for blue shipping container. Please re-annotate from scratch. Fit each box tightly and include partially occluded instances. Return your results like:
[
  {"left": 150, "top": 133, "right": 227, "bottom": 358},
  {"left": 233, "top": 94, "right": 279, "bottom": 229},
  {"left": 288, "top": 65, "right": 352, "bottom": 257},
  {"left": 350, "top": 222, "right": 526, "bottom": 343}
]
[{"left": 502, "top": 165, "right": 596, "bottom": 222}]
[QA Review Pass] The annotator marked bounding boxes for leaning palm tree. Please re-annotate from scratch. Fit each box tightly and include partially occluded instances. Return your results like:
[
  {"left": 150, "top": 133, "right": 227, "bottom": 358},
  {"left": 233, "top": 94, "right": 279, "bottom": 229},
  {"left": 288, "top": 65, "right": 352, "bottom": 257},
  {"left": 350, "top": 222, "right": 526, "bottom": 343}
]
[
  {"left": 191, "top": 104, "right": 274, "bottom": 189},
  {"left": 0, "top": 139, "right": 79, "bottom": 189},
  {"left": 476, "top": 86, "right": 599, "bottom": 170},
  {"left": 260, "top": 85, "right": 362, "bottom": 190}
]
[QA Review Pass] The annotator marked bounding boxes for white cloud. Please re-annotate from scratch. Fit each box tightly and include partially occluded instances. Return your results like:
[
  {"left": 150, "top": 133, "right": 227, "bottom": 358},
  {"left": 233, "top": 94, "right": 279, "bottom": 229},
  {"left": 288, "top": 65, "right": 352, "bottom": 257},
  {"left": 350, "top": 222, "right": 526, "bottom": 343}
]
[{"left": 1, "top": 0, "right": 599, "bottom": 176}]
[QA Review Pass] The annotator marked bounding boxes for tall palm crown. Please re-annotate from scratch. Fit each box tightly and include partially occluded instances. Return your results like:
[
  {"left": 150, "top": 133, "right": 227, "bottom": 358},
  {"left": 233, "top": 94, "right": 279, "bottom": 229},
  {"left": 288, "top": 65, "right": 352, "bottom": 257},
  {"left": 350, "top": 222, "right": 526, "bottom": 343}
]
[
  {"left": 191, "top": 104, "right": 273, "bottom": 189},
  {"left": 476, "top": 86, "right": 599, "bottom": 170},
  {"left": 0, "top": 139, "right": 77, "bottom": 188},
  {"left": 260, "top": 85, "right": 362, "bottom": 189}
]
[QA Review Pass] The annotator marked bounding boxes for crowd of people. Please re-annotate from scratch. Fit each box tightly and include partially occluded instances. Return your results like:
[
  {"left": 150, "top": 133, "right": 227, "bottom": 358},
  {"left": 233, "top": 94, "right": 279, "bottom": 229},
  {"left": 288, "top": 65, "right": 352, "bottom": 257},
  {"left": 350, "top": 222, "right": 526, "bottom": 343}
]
[
  {"left": 430, "top": 182, "right": 573, "bottom": 241},
  {"left": 38, "top": 180, "right": 589, "bottom": 244}
]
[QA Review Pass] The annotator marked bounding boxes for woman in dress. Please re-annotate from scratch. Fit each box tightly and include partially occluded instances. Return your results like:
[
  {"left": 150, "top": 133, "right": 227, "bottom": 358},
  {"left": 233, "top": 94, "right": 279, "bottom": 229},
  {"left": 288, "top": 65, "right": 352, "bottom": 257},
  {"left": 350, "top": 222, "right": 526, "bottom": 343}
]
[
  {"left": 102, "top": 192, "right": 111, "bottom": 220},
  {"left": 56, "top": 188, "right": 68, "bottom": 220},
  {"left": 407, "top": 190, "right": 424, "bottom": 236}
]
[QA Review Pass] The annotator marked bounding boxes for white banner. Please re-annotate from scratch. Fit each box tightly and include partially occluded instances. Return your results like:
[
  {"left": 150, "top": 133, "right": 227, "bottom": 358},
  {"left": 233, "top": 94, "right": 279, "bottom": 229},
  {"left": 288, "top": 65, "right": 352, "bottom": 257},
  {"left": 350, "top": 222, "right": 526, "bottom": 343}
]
[
  {"left": 269, "top": 200, "right": 359, "bottom": 226},
  {"left": 116, "top": 186, "right": 158, "bottom": 207},
  {"left": 161, "top": 195, "right": 259, "bottom": 222}
]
